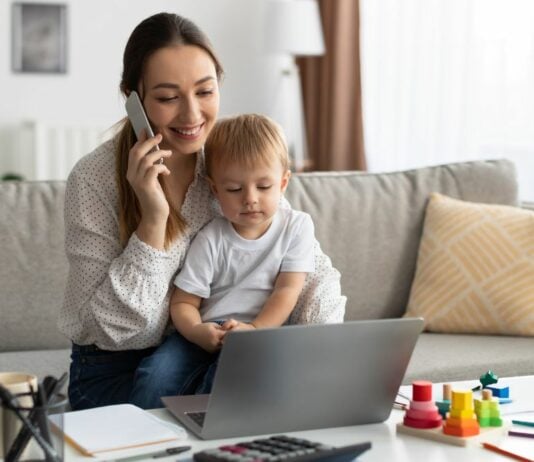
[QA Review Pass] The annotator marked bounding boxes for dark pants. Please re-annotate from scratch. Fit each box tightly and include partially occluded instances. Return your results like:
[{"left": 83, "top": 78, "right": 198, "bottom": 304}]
[
  {"left": 69, "top": 335, "right": 219, "bottom": 411},
  {"left": 68, "top": 344, "right": 155, "bottom": 411},
  {"left": 129, "top": 332, "right": 219, "bottom": 409}
]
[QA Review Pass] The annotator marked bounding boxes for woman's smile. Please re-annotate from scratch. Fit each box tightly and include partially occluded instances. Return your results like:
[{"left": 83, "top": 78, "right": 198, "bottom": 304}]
[{"left": 169, "top": 123, "right": 205, "bottom": 140}]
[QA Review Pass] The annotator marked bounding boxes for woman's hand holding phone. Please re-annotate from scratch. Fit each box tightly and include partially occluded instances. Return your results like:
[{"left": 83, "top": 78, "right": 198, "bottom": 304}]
[
  {"left": 126, "top": 131, "right": 173, "bottom": 249},
  {"left": 124, "top": 90, "right": 173, "bottom": 249}
]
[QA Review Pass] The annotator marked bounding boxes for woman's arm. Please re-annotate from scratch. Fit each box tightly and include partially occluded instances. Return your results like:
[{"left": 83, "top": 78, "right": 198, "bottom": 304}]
[
  {"left": 60, "top": 170, "right": 173, "bottom": 350},
  {"left": 58, "top": 142, "right": 206, "bottom": 350},
  {"left": 289, "top": 241, "right": 347, "bottom": 324}
]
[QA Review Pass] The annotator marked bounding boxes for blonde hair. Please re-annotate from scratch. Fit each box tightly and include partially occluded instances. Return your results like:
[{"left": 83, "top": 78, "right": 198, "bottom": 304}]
[
  {"left": 204, "top": 114, "right": 289, "bottom": 179},
  {"left": 116, "top": 13, "right": 224, "bottom": 249}
]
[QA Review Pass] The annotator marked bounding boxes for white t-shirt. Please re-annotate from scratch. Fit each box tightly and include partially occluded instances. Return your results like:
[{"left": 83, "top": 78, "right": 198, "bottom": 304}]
[{"left": 174, "top": 208, "right": 316, "bottom": 322}]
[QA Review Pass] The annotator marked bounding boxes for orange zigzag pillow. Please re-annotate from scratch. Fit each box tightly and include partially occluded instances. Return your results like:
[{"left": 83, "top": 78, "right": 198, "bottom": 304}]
[{"left": 405, "top": 193, "right": 534, "bottom": 336}]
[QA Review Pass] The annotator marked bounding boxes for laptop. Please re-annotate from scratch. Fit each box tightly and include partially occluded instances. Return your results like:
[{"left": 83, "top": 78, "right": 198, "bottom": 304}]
[{"left": 162, "top": 318, "right": 423, "bottom": 440}]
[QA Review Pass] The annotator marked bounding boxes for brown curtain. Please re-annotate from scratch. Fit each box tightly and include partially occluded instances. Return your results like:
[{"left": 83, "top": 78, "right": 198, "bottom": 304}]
[{"left": 297, "top": 0, "right": 366, "bottom": 171}]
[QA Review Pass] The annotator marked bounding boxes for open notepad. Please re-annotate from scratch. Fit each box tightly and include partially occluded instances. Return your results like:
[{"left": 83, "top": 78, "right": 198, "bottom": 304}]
[{"left": 52, "top": 404, "right": 183, "bottom": 456}]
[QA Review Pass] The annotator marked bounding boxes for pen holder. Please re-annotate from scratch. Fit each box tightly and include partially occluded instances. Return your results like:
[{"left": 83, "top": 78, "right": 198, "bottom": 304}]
[{"left": 1, "top": 386, "right": 67, "bottom": 462}]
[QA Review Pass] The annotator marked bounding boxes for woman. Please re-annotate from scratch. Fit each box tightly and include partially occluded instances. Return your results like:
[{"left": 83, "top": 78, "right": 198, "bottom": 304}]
[{"left": 58, "top": 12, "right": 345, "bottom": 411}]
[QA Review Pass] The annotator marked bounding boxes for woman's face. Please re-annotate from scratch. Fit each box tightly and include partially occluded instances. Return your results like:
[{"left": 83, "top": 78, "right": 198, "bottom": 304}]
[{"left": 141, "top": 45, "right": 220, "bottom": 156}]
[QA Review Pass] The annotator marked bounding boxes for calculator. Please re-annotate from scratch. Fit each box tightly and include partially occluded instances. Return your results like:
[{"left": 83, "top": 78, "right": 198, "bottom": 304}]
[{"left": 193, "top": 435, "right": 372, "bottom": 461}]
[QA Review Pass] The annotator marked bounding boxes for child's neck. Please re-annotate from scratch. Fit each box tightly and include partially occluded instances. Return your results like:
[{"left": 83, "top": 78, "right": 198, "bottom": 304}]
[{"left": 232, "top": 217, "right": 274, "bottom": 240}]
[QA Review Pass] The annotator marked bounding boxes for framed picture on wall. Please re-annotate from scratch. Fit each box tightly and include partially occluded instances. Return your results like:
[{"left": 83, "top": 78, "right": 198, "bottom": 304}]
[{"left": 11, "top": 3, "right": 68, "bottom": 73}]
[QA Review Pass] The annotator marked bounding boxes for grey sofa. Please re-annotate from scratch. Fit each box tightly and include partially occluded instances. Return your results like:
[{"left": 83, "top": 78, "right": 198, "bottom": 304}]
[{"left": 1, "top": 159, "right": 533, "bottom": 385}]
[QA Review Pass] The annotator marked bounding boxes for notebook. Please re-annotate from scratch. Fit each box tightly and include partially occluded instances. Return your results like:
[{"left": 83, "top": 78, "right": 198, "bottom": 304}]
[
  {"left": 52, "top": 404, "right": 183, "bottom": 455},
  {"left": 162, "top": 318, "right": 424, "bottom": 440}
]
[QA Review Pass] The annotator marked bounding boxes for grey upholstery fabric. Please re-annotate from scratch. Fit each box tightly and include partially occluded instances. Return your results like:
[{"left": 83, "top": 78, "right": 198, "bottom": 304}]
[
  {"left": 0, "top": 349, "right": 71, "bottom": 381},
  {"left": 405, "top": 333, "right": 534, "bottom": 384},
  {"left": 5, "top": 335, "right": 532, "bottom": 383},
  {"left": 0, "top": 181, "right": 70, "bottom": 351},
  {"left": 285, "top": 159, "right": 518, "bottom": 320}
]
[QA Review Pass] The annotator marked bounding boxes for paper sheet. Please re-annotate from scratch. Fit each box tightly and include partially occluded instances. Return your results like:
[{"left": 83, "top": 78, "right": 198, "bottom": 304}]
[{"left": 50, "top": 404, "right": 185, "bottom": 455}]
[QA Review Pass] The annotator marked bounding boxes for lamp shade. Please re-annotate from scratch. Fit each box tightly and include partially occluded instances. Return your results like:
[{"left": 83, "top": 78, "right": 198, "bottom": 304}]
[{"left": 265, "top": 0, "right": 325, "bottom": 56}]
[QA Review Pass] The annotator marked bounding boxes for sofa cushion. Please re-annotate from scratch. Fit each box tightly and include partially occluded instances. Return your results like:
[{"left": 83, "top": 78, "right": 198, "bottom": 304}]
[
  {"left": 3, "top": 339, "right": 532, "bottom": 387},
  {"left": 0, "top": 181, "right": 71, "bottom": 352},
  {"left": 286, "top": 159, "right": 518, "bottom": 320},
  {"left": 405, "top": 193, "right": 534, "bottom": 336},
  {"left": 404, "top": 333, "right": 534, "bottom": 383}
]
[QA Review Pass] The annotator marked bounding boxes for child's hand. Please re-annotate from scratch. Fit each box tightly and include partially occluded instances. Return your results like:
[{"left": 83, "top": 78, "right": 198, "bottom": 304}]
[
  {"left": 221, "top": 319, "right": 256, "bottom": 332},
  {"left": 189, "top": 322, "right": 226, "bottom": 353}
]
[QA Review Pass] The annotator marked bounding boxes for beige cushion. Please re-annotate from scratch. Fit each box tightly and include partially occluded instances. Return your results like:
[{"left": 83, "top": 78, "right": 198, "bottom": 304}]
[{"left": 405, "top": 193, "right": 534, "bottom": 336}]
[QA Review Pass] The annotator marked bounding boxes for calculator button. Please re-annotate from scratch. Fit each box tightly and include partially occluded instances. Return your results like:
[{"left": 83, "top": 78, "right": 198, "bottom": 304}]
[
  {"left": 291, "top": 438, "right": 309, "bottom": 445},
  {"left": 245, "top": 450, "right": 264, "bottom": 457},
  {"left": 316, "top": 444, "right": 334, "bottom": 451},
  {"left": 227, "top": 455, "right": 243, "bottom": 461},
  {"left": 212, "top": 453, "right": 236, "bottom": 461}
]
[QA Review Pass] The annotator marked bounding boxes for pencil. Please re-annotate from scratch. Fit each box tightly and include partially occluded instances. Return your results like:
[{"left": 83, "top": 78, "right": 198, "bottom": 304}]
[
  {"left": 393, "top": 401, "right": 408, "bottom": 410},
  {"left": 509, "top": 430, "right": 534, "bottom": 439},
  {"left": 512, "top": 420, "right": 534, "bottom": 428},
  {"left": 481, "top": 442, "right": 533, "bottom": 462}
]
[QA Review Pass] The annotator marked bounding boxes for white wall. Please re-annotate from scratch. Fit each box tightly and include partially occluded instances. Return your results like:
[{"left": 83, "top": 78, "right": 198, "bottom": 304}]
[
  {"left": 360, "top": 0, "right": 534, "bottom": 201},
  {"left": 0, "top": 0, "right": 283, "bottom": 127}
]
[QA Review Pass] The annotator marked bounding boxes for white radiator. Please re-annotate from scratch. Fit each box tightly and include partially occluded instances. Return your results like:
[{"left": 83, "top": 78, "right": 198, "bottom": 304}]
[{"left": 0, "top": 121, "right": 115, "bottom": 181}]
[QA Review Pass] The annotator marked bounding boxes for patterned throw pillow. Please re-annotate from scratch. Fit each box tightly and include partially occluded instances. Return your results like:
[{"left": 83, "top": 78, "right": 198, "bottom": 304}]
[{"left": 405, "top": 193, "right": 534, "bottom": 336}]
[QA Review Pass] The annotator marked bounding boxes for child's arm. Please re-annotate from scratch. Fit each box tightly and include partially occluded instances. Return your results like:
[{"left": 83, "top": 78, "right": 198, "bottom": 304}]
[
  {"left": 170, "top": 288, "right": 225, "bottom": 353},
  {"left": 223, "top": 271, "right": 306, "bottom": 331},
  {"left": 253, "top": 271, "right": 307, "bottom": 328}
]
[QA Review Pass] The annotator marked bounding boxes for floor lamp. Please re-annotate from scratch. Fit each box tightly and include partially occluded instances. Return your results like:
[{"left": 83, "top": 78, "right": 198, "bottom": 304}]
[{"left": 265, "top": 0, "right": 325, "bottom": 171}]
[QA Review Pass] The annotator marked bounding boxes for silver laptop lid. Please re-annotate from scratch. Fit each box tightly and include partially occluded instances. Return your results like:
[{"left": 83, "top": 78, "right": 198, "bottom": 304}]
[{"left": 166, "top": 318, "right": 423, "bottom": 439}]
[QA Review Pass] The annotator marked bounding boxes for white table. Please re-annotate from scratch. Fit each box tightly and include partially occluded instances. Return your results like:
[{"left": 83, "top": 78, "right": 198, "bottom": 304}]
[{"left": 64, "top": 375, "right": 534, "bottom": 462}]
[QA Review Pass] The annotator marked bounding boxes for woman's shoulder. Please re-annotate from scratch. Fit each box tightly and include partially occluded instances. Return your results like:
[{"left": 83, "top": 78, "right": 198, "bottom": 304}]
[{"left": 67, "top": 137, "right": 118, "bottom": 193}]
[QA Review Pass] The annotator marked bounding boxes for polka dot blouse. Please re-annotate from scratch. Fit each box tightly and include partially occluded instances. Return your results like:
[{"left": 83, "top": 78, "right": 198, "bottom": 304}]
[{"left": 58, "top": 138, "right": 346, "bottom": 351}]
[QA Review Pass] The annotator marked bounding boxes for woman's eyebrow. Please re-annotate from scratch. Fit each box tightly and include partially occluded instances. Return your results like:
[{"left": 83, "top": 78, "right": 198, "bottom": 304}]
[{"left": 152, "top": 76, "right": 216, "bottom": 90}]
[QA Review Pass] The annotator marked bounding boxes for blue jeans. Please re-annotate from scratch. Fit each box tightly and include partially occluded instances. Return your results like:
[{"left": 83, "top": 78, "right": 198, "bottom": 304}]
[
  {"left": 129, "top": 332, "right": 220, "bottom": 409},
  {"left": 68, "top": 344, "right": 155, "bottom": 411}
]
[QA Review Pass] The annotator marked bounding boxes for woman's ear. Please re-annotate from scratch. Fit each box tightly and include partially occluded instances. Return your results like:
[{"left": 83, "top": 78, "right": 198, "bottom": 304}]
[{"left": 280, "top": 169, "right": 291, "bottom": 193}]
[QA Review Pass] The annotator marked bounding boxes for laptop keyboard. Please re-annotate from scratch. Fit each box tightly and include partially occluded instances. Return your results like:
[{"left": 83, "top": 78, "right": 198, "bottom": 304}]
[{"left": 186, "top": 411, "right": 206, "bottom": 427}]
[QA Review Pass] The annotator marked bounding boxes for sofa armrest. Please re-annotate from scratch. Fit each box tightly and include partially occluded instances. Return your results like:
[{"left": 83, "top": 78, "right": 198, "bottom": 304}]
[{"left": 521, "top": 201, "right": 534, "bottom": 212}]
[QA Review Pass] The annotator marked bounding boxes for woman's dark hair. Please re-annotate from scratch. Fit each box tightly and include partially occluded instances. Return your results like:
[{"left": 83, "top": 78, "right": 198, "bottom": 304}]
[
  {"left": 116, "top": 13, "right": 224, "bottom": 248},
  {"left": 120, "top": 13, "right": 223, "bottom": 96}
]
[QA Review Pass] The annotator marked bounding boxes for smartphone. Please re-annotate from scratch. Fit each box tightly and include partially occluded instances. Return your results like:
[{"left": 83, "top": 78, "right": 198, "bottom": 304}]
[{"left": 125, "top": 91, "right": 161, "bottom": 156}]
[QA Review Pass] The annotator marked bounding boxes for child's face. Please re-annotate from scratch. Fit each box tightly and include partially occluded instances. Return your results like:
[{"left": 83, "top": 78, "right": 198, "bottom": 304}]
[{"left": 210, "top": 159, "right": 290, "bottom": 239}]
